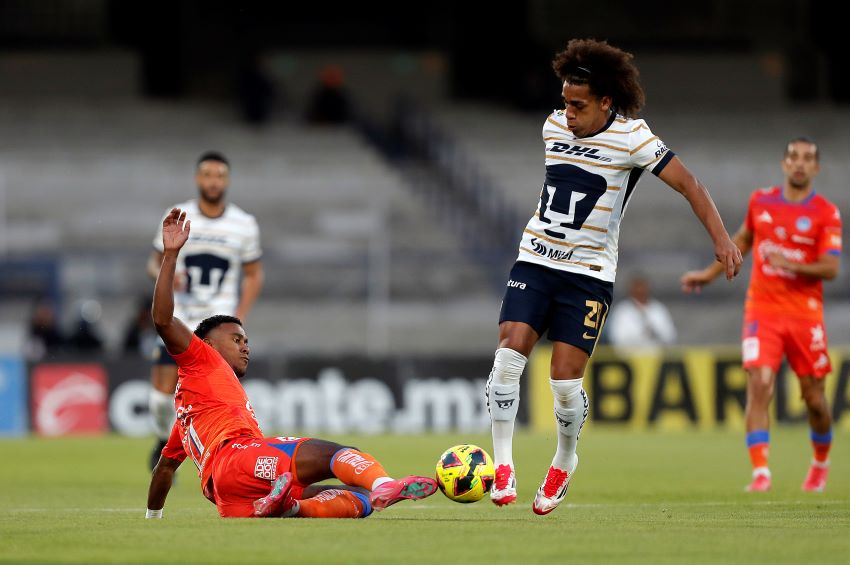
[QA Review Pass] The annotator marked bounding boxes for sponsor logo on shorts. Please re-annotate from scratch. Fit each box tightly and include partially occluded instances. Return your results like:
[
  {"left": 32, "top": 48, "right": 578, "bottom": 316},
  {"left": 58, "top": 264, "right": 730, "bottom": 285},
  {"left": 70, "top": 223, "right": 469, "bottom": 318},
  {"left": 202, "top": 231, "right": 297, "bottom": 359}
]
[
  {"left": 582, "top": 332, "right": 596, "bottom": 340},
  {"left": 507, "top": 279, "right": 527, "bottom": 290},
  {"left": 743, "top": 337, "right": 760, "bottom": 362},
  {"left": 745, "top": 321, "right": 758, "bottom": 336},
  {"left": 815, "top": 353, "right": 829, "bottom": 370},
  {"left": 810, "top": 324, "right": 826, "bottom": 351},
  {"left": 254, "top": 456, "right": 279, "bottom": 481}
]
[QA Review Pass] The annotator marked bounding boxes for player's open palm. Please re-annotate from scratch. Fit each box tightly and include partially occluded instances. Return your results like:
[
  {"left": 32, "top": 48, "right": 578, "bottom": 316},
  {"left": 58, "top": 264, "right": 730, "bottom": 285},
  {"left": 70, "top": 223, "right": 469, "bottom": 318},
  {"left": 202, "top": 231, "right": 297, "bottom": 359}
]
[{"left": 162, "top": 208, "right": 191, "bottom": 252}]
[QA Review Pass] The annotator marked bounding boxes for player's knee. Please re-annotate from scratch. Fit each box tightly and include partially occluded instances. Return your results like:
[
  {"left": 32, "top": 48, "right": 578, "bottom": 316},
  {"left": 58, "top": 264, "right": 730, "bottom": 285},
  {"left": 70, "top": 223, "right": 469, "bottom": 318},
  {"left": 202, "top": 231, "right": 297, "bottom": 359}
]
[
  {"left": 747, "top": 379, "right": 774, "bottom": 402},
  {"left": 801, "top": 388, "right": 827, "bottom": 411},
  {"left": 489, "top": 348, "right": 527, "bottom": 386}
]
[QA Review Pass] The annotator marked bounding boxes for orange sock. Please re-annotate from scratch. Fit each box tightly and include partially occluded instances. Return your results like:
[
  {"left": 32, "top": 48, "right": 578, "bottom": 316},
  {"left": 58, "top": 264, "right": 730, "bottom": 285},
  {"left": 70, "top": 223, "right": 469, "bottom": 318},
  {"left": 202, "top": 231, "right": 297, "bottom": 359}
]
[
  {"left": 296, "top": 489, "right": 368, "bottom": 518},
  {"left": 748, "top": 444, "right": 769, "bottom": 469},
  {"left": 331, "top": 448, "right": 389, "bottom": 490}
]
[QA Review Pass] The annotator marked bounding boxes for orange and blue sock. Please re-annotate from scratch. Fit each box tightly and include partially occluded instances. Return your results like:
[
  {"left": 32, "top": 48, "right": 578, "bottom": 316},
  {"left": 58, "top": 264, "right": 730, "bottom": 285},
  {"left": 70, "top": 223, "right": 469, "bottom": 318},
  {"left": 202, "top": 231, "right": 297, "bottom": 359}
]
[
  {"left": 330, "top": 448, "right": 390, "bottom": 491},
  {"left": 811, "top": 429, "right": 832, "bottom": 464},
  {"left": 746, "top": 430, "right": 770, "bottom": 471},
  {"left": 296, "top": 489, "right": 372, "bottom": 519}
]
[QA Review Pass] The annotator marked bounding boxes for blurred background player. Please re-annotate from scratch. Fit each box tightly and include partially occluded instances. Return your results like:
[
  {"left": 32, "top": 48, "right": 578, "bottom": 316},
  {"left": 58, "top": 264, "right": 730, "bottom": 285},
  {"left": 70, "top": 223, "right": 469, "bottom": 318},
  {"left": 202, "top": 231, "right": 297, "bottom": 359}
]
[
  {"left": 681, "top": 137, "right": 841, "bottom": 492},
  {"left": 147, "top": 209, "right": 436, "bottom": 519},
  {"left": 146, "top": 151, "right": 264, "bottom": 469},
  {"left": 486, "top": 38, "right": 742, "bottom": 515},
  {"left": 607, "top": 274, "right": 677, "bottom": 353}
]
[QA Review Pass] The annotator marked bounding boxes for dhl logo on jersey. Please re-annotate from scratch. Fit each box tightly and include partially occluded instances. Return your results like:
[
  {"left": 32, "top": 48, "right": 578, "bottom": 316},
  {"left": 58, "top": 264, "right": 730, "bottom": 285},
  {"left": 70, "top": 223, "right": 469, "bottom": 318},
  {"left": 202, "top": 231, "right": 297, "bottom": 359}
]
[{"left": 548, "top": 142, "right": 613, "bottom": 162}]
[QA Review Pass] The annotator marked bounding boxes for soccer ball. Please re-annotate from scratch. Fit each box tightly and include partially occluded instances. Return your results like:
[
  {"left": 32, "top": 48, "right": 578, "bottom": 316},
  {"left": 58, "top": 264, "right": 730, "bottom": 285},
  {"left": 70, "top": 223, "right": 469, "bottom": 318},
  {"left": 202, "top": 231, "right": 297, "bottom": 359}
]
[{"left": 435, "top": 444, "right": 495, "bottom": 503}]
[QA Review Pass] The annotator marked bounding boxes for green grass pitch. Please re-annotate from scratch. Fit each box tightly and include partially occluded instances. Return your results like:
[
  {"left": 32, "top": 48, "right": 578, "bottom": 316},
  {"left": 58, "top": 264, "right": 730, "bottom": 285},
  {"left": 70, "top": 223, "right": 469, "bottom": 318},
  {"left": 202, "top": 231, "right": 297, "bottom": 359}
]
[{"left": 1, "top": 428, "right": 848, "bottom": 564}]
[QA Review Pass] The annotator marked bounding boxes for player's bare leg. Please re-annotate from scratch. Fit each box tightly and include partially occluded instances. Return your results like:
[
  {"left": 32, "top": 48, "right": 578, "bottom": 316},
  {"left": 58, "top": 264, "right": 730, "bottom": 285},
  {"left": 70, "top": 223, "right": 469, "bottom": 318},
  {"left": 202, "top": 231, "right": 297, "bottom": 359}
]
[
  {"left": 744, "top": 367, "right": 775, "bottom": 491},
  {"left": 488, "top": 322, "right": 535, "bottom": 506},
  {"left": 799, "top": 376, "right": 831, "bottom": 492},
  {"left": 148, "top": 364, "right": 178, "bottom": 469},
  {"left": 533, "top": 342, "right": 588, "bottom": 515}
]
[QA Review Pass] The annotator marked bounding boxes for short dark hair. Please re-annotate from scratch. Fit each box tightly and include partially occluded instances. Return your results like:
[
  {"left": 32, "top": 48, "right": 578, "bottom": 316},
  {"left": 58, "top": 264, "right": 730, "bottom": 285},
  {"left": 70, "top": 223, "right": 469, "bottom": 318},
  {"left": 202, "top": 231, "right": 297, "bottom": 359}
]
[
  {"left": 552, "top": 39, "right": 645, "bottom": 118},
  {"left": 196, "top": 151, "right": 230, "bottom": 169},
  {"left": 194, "top": 315, "right": 242, "bottom": 339},
  {"left": 785, "top": 136, "right": 819, "bottom": 161}
]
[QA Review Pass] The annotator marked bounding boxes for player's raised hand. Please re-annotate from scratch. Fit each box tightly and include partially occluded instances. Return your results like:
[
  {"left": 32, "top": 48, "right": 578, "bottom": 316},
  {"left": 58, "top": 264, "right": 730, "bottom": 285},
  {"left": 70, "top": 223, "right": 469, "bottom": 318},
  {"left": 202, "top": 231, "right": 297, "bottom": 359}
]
[
  {"left": 162, "top": 208, "right": 190, "bottom": 253},
  {"left": 715, "top": 237, "right": 743, "bottom": 280}
]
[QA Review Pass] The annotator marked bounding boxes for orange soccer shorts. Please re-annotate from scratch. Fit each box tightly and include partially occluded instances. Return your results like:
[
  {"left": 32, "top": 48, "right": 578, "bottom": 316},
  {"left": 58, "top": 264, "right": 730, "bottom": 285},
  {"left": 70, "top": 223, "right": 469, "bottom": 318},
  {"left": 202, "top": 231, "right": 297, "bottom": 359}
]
[
  {"left": 742, "top": 315, "right": 831, "bottom": 378},
  {"left": 209, "top": 436, "right": 310, "bottom": 518}
]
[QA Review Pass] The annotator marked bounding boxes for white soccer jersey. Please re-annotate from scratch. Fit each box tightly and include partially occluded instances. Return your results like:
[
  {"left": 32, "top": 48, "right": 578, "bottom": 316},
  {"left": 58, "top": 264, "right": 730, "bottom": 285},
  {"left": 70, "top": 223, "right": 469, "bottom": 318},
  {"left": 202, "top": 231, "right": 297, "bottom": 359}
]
[
  {"left": 153, "top": 200, "right": 262, "bottom": 330},
  {"left": 516, "top": 110, "right": 675, "bottom": 283}
]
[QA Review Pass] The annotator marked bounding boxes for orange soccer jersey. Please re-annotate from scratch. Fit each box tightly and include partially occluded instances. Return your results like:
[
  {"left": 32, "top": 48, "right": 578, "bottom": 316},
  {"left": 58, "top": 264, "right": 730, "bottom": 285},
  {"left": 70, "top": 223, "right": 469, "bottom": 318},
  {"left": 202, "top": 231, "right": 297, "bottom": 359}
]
[
  {"left": 161, "top": 335, "right": 263, "bottom": 495},
  {"left": 744, "top": 187, "right": 842, "bottom": 320}
]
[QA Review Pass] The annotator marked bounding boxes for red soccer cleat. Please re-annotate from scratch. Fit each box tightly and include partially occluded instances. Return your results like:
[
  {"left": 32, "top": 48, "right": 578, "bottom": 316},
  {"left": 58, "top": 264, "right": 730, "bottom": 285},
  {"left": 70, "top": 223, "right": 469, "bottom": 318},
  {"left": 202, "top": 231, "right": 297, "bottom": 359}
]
[
  {"left": 745, "top": 470, "right": 771, "bottom": 492},
  {"left": 370, "top": 476, "right": 438, "bottom": 511},
  {"left": 490, "top": 464, "right": 517, "bottom": 506},
  {"left": 253, "top": 472, "right": 298, "bottom": 517},
  {"left": 532, "top": 455, "right": 577, "bottom": 516},
  {"left": 801, "top": 462, "right": 829, "bottom": 492}
]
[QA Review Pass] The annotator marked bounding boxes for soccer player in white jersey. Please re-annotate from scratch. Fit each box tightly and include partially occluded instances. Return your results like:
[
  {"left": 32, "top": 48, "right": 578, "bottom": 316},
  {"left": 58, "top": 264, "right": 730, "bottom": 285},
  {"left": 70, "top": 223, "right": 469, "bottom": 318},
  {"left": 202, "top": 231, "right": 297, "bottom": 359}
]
[
  {"left": 486, "top": 39, "right": 742, "bottom": 514},
  {"left": 146, "top": 151, "right": 264, "bottom": 468}
]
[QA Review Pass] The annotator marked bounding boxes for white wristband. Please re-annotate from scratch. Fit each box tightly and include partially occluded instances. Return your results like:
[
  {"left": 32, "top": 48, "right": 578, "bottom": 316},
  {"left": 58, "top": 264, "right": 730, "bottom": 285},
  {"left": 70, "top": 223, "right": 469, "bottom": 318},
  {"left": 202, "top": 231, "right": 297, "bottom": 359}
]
[{"left": 145, "top": 508, "right": 163, "bottom": 519}]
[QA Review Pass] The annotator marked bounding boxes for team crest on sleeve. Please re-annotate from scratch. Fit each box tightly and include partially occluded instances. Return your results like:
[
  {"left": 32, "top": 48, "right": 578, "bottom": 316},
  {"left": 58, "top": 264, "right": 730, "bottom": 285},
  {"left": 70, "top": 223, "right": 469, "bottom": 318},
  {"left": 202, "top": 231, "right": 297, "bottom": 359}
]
[{"left": 254, "top": 456, "right": 279, "bottom": 480}]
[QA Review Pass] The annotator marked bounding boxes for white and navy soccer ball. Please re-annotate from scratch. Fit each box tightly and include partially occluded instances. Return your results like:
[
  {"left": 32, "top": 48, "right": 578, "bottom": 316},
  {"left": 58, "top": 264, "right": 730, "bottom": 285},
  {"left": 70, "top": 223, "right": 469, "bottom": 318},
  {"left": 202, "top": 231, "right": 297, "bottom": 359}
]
[{"left": 435, "top": 444, "right": 495, "bottom": 503}]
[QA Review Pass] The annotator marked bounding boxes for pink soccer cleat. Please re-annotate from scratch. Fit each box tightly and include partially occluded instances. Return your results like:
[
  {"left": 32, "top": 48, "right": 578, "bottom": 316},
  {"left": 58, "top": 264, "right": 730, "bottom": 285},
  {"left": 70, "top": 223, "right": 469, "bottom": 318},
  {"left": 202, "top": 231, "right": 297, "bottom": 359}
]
[
  {"left": 253, "top": 472, "right": 298, "bottom": 517},
  {"left": 370, "top": 476, "right": 438, "bottom": 511},
  {"left": 532, "top": 455, "right": 577, "bottom": 515},
  {"left": 490, "top": 464, "right": 517, "bottom": 506},
  {"left": 801, "top": 461, "right": 829, "bottom": 492},
  {"left": 745, "top": 470, "right": 772, "bottom": 492}
]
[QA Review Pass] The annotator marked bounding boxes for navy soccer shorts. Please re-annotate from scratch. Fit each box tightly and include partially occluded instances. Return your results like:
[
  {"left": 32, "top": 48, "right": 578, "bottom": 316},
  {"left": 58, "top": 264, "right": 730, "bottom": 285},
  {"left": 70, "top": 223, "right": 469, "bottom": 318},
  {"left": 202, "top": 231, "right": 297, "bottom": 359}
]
[{"left": 499, "top": 261, "right": 613, "bottom": 355}]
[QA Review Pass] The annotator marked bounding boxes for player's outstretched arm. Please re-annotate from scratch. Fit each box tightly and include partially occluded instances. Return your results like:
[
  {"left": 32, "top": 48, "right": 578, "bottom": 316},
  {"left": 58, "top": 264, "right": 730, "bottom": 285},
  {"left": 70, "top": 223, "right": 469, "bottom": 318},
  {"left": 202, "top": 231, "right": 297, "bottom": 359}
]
[
  {"left": 681, "top": 223, "right": 753, "bottom": 293},
  {"left": 658, "top": 157, "right": 743, "bottom": 280},
  {"left": 152, "top": 208, "right": 193, "bottom": 355},
  {"left": 146, "top": 455, "right": 182, "bottom": 518}
]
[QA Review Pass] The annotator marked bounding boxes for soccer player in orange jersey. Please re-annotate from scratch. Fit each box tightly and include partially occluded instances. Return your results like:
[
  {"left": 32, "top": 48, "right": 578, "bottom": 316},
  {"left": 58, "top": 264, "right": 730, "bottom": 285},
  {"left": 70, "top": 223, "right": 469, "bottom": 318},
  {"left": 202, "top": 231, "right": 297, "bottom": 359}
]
[
  {"left": 682, "top": 137, "right": 841, "bottom": 492},
  {"left": 145, "top": 208, "right": 437, "bottom": 519}
]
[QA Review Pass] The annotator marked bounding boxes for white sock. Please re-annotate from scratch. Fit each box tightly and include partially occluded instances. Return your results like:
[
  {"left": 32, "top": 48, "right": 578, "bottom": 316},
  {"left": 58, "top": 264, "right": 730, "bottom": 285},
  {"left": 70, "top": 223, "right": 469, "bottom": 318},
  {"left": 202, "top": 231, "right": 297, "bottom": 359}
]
[
  {"left": 371, "top": 477, "right": 393, "bottom": 491},
  {"left": 487, "top": 348, "right": 527, "bottom": 468},
  {"left": 149, "top": 388, "right": 176, "bottom": 440},
  {"left": 550, "top": 378, "right": 587, "bottom": 471}
]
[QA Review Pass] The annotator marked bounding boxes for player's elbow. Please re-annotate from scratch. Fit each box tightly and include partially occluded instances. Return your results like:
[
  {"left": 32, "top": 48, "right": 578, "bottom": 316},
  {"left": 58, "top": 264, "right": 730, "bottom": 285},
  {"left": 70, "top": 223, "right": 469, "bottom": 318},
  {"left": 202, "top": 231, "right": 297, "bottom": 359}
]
[
  {"left": 823, "top": 267, "right": 839, "bottom": 280},
  {"left": 152, "top": 312, "right": 173, "bottom": 332}
]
